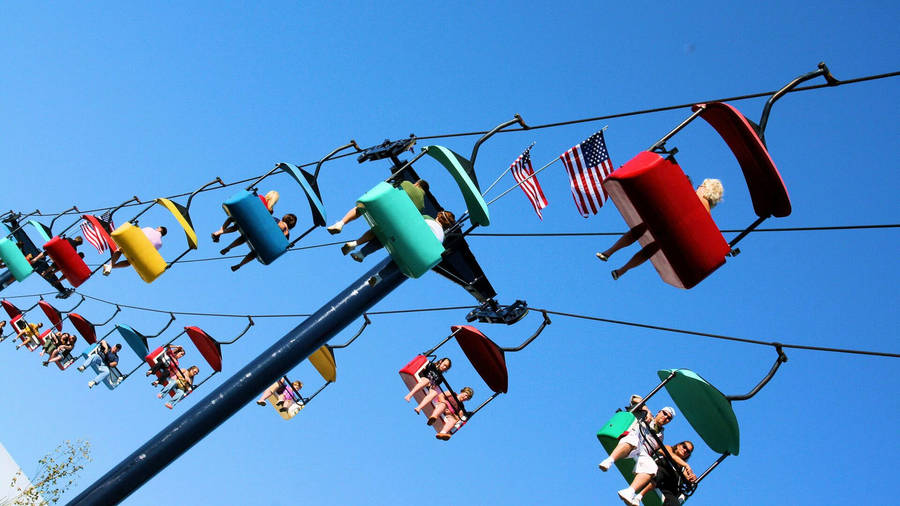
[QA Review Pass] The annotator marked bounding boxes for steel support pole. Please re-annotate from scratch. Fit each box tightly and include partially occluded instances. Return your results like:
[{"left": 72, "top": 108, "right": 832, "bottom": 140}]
[{"left": 68, "top": 257, "right": 405, "bottom": 505}]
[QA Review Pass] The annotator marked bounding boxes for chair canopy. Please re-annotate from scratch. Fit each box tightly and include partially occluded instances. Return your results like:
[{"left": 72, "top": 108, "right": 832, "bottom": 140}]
[
  {"left": 452, "top": 325, "right": 509, "bottom": 394},
  {"left": 423, "top": 146, "right": 491, "bottom": 226},
  {"left": 309, "top": 345, "right": 337, "bottom": 383},
  {"left": 222, "top": 190, "right": 288, "bottom": 265},
  {"left": 658, "top": 368, "right": 740, "bottom": 455},
  {"left": 277, "top": 163, "right": 327, "bottom": 227},
  {"left": 38, "top": 300, "right": 63, "bottom": 332},
  {"left": 68, "top": 313, "right": 97, "bottom": 345},
  {"left": 693, "top": 102, "right": 791, "bottom": 218},
  {"left": 116, "top": 324, "right": 150, "bottom": 359},
  {"left": 81, "top": 214, "right": 118, "bottom": 253},
  {"left": 155, "top": 198, "right": 199, "bottom": 249},
  {"left": 2, "top": 300, "right": 21, "bottom": 318},
  {"left": 604, "top": 152, "right": 730, "bottom": 289},
  {"left": 357, "top": 182, "right": 445, "bottom": 278},
  {"left": 109, "top": 224, "right": 167, "bottom": 283},
  {"left": 43, "top": 236, "right": 91, "bottom": 287},
  {"left": 26, "top": 220, "right": 53, "bottom": 243},
  {"left": 185, "top": 326, "right": 223, "bottom": 373}
]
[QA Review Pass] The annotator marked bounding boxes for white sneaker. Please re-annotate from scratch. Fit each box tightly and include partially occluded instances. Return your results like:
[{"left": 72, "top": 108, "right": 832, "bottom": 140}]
[
  {"left": 598, "top": 458, "right": 613, "bottom": 472},
  {"left": 617, "top": 488, "right": 636, "bottom": 506},
  {"left": 327, "top": 222, "right": 343, "bottom": 235},
  {"left": 632, "top": 493, "right": 643, "bottom": 506}
]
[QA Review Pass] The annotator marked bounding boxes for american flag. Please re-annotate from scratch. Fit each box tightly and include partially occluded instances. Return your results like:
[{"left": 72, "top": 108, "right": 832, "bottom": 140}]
[
  {"left": 509, "top": 145, "right": 549, "bottom": 220},
  {"left": 559, "top": 130, "right": 614, "bottom": 217},
  {"left": 80, "top": 211, "right": 115, "bottom": 254}
]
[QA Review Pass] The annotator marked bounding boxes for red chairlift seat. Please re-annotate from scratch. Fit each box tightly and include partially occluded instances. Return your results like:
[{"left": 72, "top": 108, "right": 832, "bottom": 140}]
[
  {"left": 145, "top": 346, "right": 182, "bottom": 392},
  {"left": 604, "top": 152, "right": 731, "bottom": 289},
  {"left": 43, "top": 236, "right": 91, "bottom": 287},
  {"left": 399, "top": 355, "right": 467, "bottom": 436}
]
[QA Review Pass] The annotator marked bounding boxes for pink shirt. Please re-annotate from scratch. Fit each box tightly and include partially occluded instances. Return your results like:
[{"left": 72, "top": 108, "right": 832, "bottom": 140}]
[{"left": 142, "top": 227, "right": 163, "bottom": 250}]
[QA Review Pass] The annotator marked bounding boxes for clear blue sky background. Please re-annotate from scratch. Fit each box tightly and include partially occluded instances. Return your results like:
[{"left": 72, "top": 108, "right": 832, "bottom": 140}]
[{"left": 1, "top": 2, "right": 897, "bottom": 505}]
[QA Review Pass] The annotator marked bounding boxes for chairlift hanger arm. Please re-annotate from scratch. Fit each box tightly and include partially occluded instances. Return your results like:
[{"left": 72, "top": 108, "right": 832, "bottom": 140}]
[
  {"left": 313, "top": 140, "right": 361, "bottom": 180},
  {"left": 303, "top": 380, "right": 331, "bottom": 404},
  {"left": 146, "top": 313, "right": 177, "bottom": 339},
  {"left": 107, "top": 197, "right": 141, "bottom": 223},
  {"left": 163, "top": 329, "right": 188, "bottom": 348},
  {"left": 726, "top": 344, "right": 788, "bottom": 402},
  {"left": 49, "top": 206, "right": 80, "bottom": 235},
  {"left": 285, "top": 224, "right": 317, "bottom": 250},
  {"left": 630, "top": 370, "right": 678, "bottom": 417},
  {"left": 189, "top": 371, "right": 218, "bottom": 392},
  {"left": 423, "top": 326, "right": 465, "bottom": 357},
  {"left": 185, "top": 177, "right": 225, "bottom": 211},
  {"left": 469, "top": 114, "right": 529, "bottom": 175},
  {"left": 217, "top": 317, "right": 254, "bottom": 345},
  {"left": 61, "top": 295, "right": 86, "bottom": 314},
  {"left": 499, "top": 311, "right": 551, "bottom": 352},
  {"left": 356, "top": 136, "right": 417, "bottom": 165},
  {"left": 98, "top": 305, "right": 122, "bottom": 327},
  {"left": 463, "top": 390, "right": 501, "bottom": 420},
  {"left": 330, "top": 314, "right": 371, "bottom": 349},
  {"left": 758, "top": 62, "right": 840, "bottom": 144},
  {"left": 97, "top": 326, "right": 118, "bottom": 342}
]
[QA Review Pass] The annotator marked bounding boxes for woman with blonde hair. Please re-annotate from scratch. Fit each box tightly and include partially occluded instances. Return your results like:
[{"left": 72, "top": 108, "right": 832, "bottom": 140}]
[{"left": 597, "top": 179, "right": 723, "bottom": 280}]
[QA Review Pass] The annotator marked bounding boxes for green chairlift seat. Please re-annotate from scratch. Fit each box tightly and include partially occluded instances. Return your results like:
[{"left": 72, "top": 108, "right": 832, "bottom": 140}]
[
  {"left": 357, "top": 182, "right": 445, "bottom": 278},
  {"left": 596, "top": 411, "right": 663, "bottom": 506}
]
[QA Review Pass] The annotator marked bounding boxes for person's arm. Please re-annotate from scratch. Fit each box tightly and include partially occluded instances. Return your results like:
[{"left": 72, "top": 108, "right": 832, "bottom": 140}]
[{"left": 659, "top": 445, "right": 696, "bottom": 481}]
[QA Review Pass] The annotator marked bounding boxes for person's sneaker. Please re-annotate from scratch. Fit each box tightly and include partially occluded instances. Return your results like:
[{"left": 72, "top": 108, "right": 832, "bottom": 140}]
[
  {"left": 157, "top": 393, "right": 164, "bottom": 399},
  {"left": 617, "top": 488, "right": 635, "bottom": 505},
  {"left": 367, "top": 274, "right": 381, "bottom": 287},
  {"left": 87, "top": 381, "right": 95, "bottom": 389},
  {"left": 165, "top": 403, "right": 173, "bottom": 410},
  {"left": 596, "top": 252, "right": 608, "bottom": 261},
  {"left": 632, "top": 493, "right": 643, "bottom": 506},
  {"left": 351, "top": 251, "right": 365, "bottom": 262},
  {"left": 611, "top": 269, "right": 621, "bottom": 280},
  {"left": 77, "top": 365, "right": 85, "bottom": 372},
  {"left": 326, "top": 222, "right": 343, "bottom": 235},
  {"left": 598, "top": 458, "right": 613, "bottom": 472},
  {"left": 102, "top": 263, "right": 112, "bottom": 276},
  {"left": 341, "top": 242, "right": 356, "bottom": 255}
]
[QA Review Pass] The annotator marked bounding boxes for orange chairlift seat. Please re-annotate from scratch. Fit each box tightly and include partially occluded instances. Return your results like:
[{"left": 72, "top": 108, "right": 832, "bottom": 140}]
[
  {"left": 399, "top": 311, "right": 551, "bottom": 438},
  {"left": 602, "top": 63, "right": 839, "bottom": 289}
]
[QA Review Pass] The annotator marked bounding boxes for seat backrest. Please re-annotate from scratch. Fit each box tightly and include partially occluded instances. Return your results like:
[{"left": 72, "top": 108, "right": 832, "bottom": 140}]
[
  {"left": 357, "top": 182, "right": 445, "bottom": 278},
  {"left": 694, "top": 102, "right": 791, "bottom": 218},
  {"left": 604, "top": 152, "right": 730, "bottom": 289},
  {"left": 110, "top": 223, "right": 167, "bottom": 283},
  {"left": 222, "top": 190, "right": 288, "bottom": 265}
]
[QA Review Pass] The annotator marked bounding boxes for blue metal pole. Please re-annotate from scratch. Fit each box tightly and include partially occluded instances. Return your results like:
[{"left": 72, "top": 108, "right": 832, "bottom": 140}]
[{"left": 68, "top": 257, "right": 405, "bottom": 505}]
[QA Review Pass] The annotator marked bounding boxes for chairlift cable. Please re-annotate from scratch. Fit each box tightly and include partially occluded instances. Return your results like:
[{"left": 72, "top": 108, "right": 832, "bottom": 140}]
[
  {"left": 11, "top": 291, "right": 886, "bottom": 359},
  {"left": 21, "top": 69, "right": 898, "bottom": 218}
]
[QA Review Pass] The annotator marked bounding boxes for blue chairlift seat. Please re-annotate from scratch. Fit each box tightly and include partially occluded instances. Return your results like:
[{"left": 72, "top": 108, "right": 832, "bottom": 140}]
[{"left": 222, "top": 190, "right": 288, "bottom": 265}]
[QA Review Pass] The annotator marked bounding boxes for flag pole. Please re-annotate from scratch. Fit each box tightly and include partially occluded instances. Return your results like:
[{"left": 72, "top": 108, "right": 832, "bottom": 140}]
[
  {"left": 481, "top": 142, "right": 536, "bottom": 198},
  {"left": 486, "top": 126, "right": 607, "bottom": 206}
]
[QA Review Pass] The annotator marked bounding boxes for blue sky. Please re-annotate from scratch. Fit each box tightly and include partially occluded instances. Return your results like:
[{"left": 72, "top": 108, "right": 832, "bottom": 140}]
[{"left": 1, "top": 2, "right": 898, "bottom": 505}]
